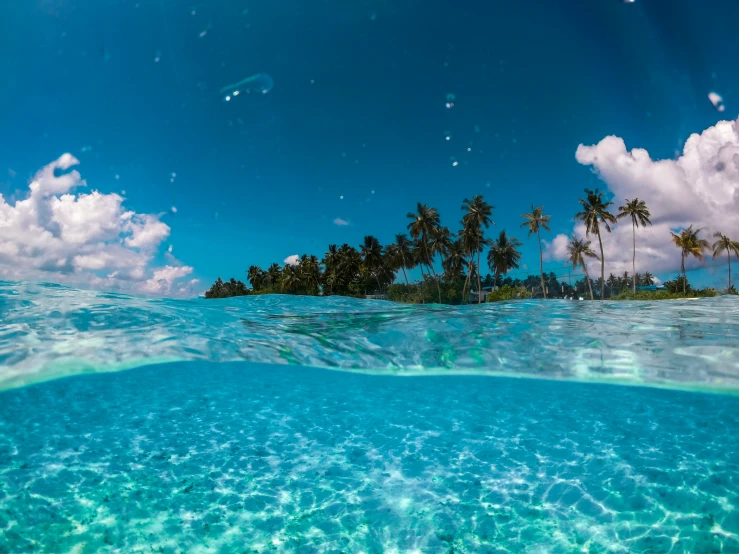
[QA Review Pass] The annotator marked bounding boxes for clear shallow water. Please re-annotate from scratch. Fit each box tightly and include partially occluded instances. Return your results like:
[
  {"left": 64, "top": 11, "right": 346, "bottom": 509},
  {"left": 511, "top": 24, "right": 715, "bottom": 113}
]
[
  {"left": 0, "top": 362, "right": 737, "bottom": 553},
  {"left": 1, "top": 282, "right": 739, "bottom": 552},
  {"left": 1, "top": 281, "right": 738, "bottom": 393}
]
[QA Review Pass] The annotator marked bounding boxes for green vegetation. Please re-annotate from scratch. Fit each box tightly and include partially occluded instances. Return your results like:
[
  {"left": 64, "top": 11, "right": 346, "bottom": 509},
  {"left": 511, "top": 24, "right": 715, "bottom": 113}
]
[
  {"left": 575, "top": 188, "right": 617, "bottom": 300},
  {"left": 520, "top": 205, "right": 551, "bottom": 299},
  {"left": 670, "top": 226, "right": 712, "bottom": 295},
  {"left": 204, "top": 194, "right": 738, "bottom": 303},
  {"left": 712, "top": 232, "right": 739, "bottom": 291},
  {"left": 564, "top": 235, "right": 598, "bottom": 300},
  {"left": 204, "top": 277, "right": 248, "bottom": 299},
  {"left": 617, "top": 198, "right": 652, "bottom": 296},
  {"left": 486, "top": 285, "right": 532, "bottom": 302}
]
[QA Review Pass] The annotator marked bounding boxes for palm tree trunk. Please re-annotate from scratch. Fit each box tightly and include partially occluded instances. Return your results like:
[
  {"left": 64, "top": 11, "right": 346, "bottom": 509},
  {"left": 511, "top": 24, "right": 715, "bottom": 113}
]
[
  {"left": 537, "top": 229, "right": 547, "bottom": 299},
  {"left": 462, "top": 260, "right": 472, "bottom": 304},
  {"left": 422, "top": 238, "right": 442, "bottom": 304},
  {"left": 597, "top": 230, "right": 605, "bottom": 299},
  {"left": 682, "top": 252, "right": 686, "bottom": 294},
  {"left": 632, "top": 221, "right": 636, "bottom": 296},
  {"left": 583, "top": 264, "right": 594, "bottom": 300},
  {"left": 477, "top": 249, "right": 483, "bottom": 304},
  {"left": 401, "top": 266, "right": 409, "bottom": 285},
  {"left": 728, "top": 250, "right": 732, "bottom": 291}
]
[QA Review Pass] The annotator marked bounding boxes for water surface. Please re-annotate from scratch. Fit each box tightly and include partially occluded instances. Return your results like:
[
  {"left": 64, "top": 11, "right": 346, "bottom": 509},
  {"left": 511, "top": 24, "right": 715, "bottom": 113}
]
[
  {"left": 1, "top": 281, "right": 738, "bottom": 393},
  {"left": 1, "top": 282, "right": 738, "bottom": 552}
]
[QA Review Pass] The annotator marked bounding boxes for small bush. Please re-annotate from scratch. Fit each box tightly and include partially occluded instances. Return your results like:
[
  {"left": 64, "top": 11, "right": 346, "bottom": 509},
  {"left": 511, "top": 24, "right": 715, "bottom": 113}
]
[
  {"left": 486, "top": 285, "right": 532, "bottom": 302},
  {"left": 612, "top": 288, "right": 717, "bottom": 301}
]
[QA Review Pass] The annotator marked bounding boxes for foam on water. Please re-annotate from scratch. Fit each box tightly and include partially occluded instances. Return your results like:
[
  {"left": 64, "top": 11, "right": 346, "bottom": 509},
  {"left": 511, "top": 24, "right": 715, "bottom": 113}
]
[
  {"left": 1, "top": 281, "right": 738, "bottom": 393},
  {"left": 0, "top": 362, "right": 737, "bottom": 552}
]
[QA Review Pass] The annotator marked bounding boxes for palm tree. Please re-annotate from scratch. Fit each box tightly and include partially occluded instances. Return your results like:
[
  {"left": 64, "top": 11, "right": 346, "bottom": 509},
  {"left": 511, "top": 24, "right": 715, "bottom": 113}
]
[
  {"left": 458, "top": 224, "right": 481, "bottom": 303},
  {"left": 487, "top": 230, "right": 522, "bottom": 287},
  {"left": 431, "top": 226, "right": 454, "bottom": 268},
  {"left": 386, "top": 234, "right": 414, "bottom": 285},
  {"left": 617, "top": 198, "right": 652, "bottom": 295},
  {"left": 565, "top": 235, "right": 599, "bottom": 300},
  {"left": 360, "top": 235, "right": 385, "bottom": 291},
  {"left": 712, "top": 232, "right": 739, "bottom": 291},
  {"left": 280, "top": 263, "right": 302, "bottom": 293},
  {"left": 575, "top": 188, "right": 617, "bottom": 300},
  {"left": 247, "top": 265, "right": 264, "bottom": 290},
  {"left": 621, "top": 271, "right": 630, "bottom": 291},
  {"left": 266, "top": 263, "right": 282, "bottom": 288},
  {"left": 300, "top": 254, "right": 321, "bottom": 295},
  {"left": 322, "top": 244, "right": 339, "bottom": 294},
  {"left": 521, "top": 205, "right": 551, "bottom": 299},
  {"left": 462, "top": 196, "right": 494, "bottom": 303},
  {"left": 670, "top": 225, "right": 709, "bottom": 294},
  {"left": 442, "top": 238, "right": 467, "bottom": 283},
  {"left": 407, "top": 203, "right": 442, "bottom": 303},
  {"left": 642, "top": 271, "right": 655, "bottom": 286},
  {"left": 336, "top": 243, "right": 361, "bottom": 293}
]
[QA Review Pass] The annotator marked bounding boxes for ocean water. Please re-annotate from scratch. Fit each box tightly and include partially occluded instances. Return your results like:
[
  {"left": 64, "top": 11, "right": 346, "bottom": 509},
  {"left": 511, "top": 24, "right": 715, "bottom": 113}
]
[{"left": 1, "top": 283, "right": 738, "bottom": 552}]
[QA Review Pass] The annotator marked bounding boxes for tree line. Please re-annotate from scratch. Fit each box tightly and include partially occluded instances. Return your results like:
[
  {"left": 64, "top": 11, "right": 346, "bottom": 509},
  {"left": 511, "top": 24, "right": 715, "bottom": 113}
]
[{"left": 205, "top": 191, "right": 739, "bottom": 301}]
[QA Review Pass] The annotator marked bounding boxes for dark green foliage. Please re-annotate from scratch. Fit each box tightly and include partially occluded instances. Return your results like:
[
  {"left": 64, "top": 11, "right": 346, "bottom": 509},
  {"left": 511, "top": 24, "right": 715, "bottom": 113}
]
[
  {"left": 664, "top": 274, "right": 691, "bottom": 294},
  {"left": 386, "top": 277, "right": 466, "bottom": 304},
  {"left": 204, "top": 278, "right": 249, "bottom": 299},
  {"left": 486, "top": 285, "right": 532, "bottom": 302},
  {"left": 612, "top": 288, "right": 717, "bottom": 300}
]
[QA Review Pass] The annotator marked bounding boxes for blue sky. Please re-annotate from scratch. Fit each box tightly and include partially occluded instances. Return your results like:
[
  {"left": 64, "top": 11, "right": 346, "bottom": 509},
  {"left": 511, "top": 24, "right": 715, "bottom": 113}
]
[{"left": 0, "top": 0, "right": 737, "bottom": 293}]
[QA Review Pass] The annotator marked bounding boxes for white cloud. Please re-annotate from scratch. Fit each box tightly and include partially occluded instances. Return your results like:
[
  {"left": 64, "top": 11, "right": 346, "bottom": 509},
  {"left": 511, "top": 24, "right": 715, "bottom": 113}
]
[
  {"left": 141, "top": 265, "right": 196, "bottom": 295},
  {"left": 549, "top": 117, "right": 739, "bottom": 281},
  {"left": 284, "top": 254, "right": 300, "bottom": 266},
  {"left": 333, "top": 217, "right": 349, "bottom": 226},
  {"left": 0, "top": 154, "right": 196, "bottom": 296}
]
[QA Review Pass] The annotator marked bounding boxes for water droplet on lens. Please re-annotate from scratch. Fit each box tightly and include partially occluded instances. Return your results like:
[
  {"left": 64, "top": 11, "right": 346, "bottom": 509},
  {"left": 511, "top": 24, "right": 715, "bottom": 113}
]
[{"left": 220, "top": 73, "right": 274, "bottom": 102}]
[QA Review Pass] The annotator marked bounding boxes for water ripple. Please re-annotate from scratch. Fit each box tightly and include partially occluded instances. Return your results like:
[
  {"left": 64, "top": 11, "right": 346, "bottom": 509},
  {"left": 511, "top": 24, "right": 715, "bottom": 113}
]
[{"left": 1, "top": 281, "right": 738, "bottom": 392}]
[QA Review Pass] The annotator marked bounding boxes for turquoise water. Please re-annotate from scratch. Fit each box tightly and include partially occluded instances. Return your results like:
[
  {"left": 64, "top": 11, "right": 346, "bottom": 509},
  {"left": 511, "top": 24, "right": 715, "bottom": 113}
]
[{"left": 1, "top": 283, "right": 739, "bottom": 552}]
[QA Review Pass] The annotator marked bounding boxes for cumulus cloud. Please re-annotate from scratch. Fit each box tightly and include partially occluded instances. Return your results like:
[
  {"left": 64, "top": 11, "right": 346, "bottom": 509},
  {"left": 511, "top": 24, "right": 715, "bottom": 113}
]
[
  {"left": 333, "top": 217, "right": 349, "bottom": 226},
  {"left": 141, "top": 265, "right": 198, "bottom": 296},
  {"left": 549, "top": 117, "right": 739, "bottom": 280},
  {"left": 284, "top": 254, "right": 300, "bottom": 266},
  {"left": 0, "top": 154, "right": 197, "bottom": 296}
]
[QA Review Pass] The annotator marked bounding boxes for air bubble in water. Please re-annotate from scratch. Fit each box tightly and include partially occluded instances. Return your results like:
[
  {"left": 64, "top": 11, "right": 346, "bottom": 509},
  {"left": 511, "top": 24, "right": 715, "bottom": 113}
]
[
  {"left": 708, "top": 92, "right": 725, "bottom": 112},
  {"left": 220, "top": 73, "right": 274, "bottom": 102}
]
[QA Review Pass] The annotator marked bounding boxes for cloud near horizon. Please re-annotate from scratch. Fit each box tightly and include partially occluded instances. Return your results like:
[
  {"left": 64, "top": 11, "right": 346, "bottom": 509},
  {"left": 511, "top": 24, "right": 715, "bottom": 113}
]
[
  {"left": 0, "top": 154, "right": 198, "bottom": 296},
  {"left": 548, "top": 116, "right": 739, "bottom": 282},
  {"left": 284, "top": 254, "right": 300, "bottom": 266}
]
